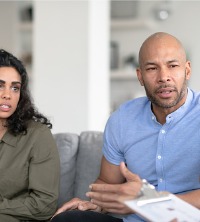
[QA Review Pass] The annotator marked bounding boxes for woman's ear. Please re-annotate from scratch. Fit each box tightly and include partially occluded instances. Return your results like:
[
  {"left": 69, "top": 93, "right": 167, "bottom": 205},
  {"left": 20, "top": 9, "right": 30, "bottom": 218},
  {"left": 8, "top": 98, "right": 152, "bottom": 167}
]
[{"left": 136, "top": 68, "right": 144, "bottom": 86}]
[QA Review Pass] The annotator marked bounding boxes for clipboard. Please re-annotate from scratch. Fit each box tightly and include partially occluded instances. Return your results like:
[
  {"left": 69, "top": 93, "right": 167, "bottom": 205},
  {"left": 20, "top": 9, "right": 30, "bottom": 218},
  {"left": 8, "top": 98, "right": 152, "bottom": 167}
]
[{"left": 122, "top": 179, "right": 200, "bottom": 222}]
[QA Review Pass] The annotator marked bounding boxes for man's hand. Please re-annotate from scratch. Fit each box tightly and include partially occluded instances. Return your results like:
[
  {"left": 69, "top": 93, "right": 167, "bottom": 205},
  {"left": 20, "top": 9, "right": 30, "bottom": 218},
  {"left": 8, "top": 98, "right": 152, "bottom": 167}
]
[
  {"left": 86, "top": 162, "right": 142, "bottom": 214},
  {"left": 51, "top": 197, "right": 101, "bottom": 219}
]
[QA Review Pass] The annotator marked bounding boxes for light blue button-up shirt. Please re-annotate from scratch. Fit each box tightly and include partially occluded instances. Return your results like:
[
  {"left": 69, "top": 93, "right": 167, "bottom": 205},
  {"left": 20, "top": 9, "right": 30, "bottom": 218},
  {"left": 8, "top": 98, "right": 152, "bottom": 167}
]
[{"left": 103, "top": 88, "right": 200, "bottom": 222}]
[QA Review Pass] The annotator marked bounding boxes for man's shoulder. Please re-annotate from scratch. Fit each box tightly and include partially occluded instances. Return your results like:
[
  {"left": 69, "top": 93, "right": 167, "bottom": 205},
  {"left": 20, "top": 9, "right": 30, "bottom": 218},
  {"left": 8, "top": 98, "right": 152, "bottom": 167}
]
[
  {"left": 188, "top": 89, "right": 200, "bottom": 106},
  {"left": 120, "top": 96, "right": 149, "bottom": 110},
  {"left": 110, "top": 96, "right": 150, "bottom": 120}
]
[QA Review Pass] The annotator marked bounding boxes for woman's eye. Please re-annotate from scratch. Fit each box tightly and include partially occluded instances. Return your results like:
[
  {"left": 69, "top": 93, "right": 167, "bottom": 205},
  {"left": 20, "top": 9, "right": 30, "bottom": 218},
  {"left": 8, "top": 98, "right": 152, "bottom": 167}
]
[{"left": 12, "top": 86, "right": 20, "bottom": 92}]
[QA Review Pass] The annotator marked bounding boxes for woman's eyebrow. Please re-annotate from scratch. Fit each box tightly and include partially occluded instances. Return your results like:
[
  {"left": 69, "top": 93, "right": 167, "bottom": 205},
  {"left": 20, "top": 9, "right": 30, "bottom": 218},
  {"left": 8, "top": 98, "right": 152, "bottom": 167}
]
[
  {"left": 0, "top": 80, "right": 21, "bottom": 85},
  {"left": 11, "top": 81, "right": 21, "bottom": 85}
]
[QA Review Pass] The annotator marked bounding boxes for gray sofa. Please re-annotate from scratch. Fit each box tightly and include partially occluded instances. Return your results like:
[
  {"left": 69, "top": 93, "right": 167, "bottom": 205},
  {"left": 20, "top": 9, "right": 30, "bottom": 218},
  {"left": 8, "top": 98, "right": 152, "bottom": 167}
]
[{"left": 53, "top": 131, "right": 103, "bottom": 208}]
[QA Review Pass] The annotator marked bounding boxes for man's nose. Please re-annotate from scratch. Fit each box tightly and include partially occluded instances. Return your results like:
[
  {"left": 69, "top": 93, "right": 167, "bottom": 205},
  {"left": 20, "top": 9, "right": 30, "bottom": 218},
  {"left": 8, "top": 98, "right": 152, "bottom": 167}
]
[{"left": 158, "top": 68, "right": 171, "bottom": 83}]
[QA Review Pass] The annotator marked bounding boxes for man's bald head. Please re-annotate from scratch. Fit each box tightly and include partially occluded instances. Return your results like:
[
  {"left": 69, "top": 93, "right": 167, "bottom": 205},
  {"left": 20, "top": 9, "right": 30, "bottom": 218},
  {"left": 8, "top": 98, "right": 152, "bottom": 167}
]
[{"left": 138, "top": 32, "right": 187, "bottom": 67}]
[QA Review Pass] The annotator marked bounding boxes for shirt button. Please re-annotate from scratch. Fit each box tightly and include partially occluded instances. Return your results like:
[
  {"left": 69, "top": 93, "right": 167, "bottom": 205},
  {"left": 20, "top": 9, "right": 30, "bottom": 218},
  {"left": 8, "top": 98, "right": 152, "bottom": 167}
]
[
  {"left": 157, "top": 155, "right": 161, "bottom": 159},
  {"left": 161, "top": 130, "right": 165, "bottom": 134}
]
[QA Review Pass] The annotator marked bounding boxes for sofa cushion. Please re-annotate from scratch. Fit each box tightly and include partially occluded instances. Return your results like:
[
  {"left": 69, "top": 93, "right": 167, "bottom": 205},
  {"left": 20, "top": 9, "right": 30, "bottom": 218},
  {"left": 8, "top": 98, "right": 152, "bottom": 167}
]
[
  {"left": 74, "top": 131, "right": 103, "bottom": 200},
  {"left": 53, "top": 133, "right": 79, "bottom": 207}
]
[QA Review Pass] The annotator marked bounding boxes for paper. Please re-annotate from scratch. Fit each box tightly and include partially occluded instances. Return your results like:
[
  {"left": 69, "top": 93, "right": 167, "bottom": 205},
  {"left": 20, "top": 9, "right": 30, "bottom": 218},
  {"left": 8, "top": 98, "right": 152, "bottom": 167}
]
[{"left": 124, "top": 194, "right": 200, "bottom": 222}]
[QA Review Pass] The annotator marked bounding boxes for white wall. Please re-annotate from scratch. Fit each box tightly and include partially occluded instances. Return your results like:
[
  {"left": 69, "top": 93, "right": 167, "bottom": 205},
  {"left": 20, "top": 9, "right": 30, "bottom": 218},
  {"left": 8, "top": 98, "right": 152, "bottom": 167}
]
[
  {"left": 88, "top": 1, "right": 110, "bottom": 130},
  {"left": 33, "top": 0, "right": 110, "bottom": 134}
]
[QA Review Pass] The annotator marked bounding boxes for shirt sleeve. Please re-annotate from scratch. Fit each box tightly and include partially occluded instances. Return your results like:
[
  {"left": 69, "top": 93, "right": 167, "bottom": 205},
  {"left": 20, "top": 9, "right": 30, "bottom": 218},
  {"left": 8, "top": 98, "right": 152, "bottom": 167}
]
[
  {"left": 103, "top": 108, "right": 125, "bottom": 165},
  {"left": 0, "top": 126, "right": 60, "bottom": 221}
]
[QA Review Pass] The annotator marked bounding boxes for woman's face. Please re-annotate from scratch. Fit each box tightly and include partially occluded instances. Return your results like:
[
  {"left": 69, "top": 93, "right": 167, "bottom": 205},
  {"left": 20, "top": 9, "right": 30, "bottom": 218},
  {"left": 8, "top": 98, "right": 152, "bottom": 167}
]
[{"left": 0, "top": 67, "right": 21, "bottom": 122}]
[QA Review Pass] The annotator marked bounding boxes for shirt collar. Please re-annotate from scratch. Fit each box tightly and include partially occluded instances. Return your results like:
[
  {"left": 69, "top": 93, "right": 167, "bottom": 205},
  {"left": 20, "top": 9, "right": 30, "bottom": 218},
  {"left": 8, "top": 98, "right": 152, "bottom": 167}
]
[
  {"left": 150, "top": 87, "right": 193, "bottom": 123},
  {"left": 169, "top": 87, "right": 193, "bottom": 119},
  {"left": 1, "top": 131, "right": 18, "bottom": 147}
]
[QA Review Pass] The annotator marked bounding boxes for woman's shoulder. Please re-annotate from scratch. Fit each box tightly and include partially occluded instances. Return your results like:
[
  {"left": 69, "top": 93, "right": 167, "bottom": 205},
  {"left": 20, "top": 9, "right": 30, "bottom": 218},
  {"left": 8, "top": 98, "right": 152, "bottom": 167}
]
[{"left": 26, "top": 120, "right": 51, "bottom": 134}]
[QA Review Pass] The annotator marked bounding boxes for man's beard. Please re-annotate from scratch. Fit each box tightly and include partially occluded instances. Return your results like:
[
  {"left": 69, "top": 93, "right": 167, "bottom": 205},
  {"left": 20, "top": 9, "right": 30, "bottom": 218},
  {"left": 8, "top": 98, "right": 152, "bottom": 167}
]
[{"left": 144, "top": 78, "right": 188, "bottom": 109}]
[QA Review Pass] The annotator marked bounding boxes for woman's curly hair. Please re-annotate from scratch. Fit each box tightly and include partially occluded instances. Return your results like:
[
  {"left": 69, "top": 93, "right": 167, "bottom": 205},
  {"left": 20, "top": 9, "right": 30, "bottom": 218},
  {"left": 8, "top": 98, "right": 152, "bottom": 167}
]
[{"left": 0, "top": 49, "right": 52, "bottom": 135}]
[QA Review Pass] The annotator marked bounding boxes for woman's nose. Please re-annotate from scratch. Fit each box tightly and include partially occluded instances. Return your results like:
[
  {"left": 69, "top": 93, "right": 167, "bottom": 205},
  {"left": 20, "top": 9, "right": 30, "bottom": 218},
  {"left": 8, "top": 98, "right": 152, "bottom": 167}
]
[{"left": 1, "top": 89, "right": 11, "bottom": 99}]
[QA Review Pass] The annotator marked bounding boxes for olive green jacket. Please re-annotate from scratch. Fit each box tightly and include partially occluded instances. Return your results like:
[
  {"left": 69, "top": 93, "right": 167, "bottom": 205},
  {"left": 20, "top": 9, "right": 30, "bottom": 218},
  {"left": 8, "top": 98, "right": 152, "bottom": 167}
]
[{"left": 0, "top": 121, "right": 60, "bottom": 221}]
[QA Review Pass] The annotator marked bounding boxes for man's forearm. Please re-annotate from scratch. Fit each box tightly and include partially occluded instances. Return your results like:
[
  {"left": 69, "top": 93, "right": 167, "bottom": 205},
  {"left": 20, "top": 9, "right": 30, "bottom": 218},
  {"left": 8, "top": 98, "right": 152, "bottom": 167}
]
[
  {"left": 94, "top": 178, "right": 107, "bottom": 184},
  {"left": 176, "top": 189, "right": 200, "bottom": 209}
]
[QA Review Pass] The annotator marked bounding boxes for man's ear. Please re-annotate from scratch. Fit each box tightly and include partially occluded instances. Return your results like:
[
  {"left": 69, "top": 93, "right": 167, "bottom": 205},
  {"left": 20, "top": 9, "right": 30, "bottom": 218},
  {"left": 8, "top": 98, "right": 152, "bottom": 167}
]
[
  {"left": 185, "top": 61, "right": 191, "bottom": 80},
  {"left": 136, "top": 68, "right": 144, "bottom": 86}
]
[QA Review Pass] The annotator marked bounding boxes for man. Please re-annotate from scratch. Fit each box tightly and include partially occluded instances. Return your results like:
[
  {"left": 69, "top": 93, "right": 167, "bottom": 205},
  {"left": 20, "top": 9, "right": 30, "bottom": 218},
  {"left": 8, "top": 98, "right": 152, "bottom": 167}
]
[{"left": 52, "top": 32, "right": 200, "bottom": 221}]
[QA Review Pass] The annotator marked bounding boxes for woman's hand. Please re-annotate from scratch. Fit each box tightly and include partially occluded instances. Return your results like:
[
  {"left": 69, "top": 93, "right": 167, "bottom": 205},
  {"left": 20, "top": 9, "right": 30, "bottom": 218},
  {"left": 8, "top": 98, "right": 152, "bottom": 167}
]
[{"left": 52, "top": 197, "right": 102, "bottom": 219}]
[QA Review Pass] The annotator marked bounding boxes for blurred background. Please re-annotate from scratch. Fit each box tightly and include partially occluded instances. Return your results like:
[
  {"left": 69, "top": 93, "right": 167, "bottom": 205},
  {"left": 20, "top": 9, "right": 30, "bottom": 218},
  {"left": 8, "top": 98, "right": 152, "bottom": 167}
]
[{"left": 0, "top": 0, "right": 199, "bottom": 134}]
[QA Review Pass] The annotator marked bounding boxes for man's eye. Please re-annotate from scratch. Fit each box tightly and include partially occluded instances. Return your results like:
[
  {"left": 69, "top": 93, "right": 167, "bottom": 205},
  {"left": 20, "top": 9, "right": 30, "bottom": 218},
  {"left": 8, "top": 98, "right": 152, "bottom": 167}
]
[
  {"left": 170, "top": 64, "right": 178, "bottom": 68},
  {"left": 146, "top": 67, "right": 156, "bottom": 71}
]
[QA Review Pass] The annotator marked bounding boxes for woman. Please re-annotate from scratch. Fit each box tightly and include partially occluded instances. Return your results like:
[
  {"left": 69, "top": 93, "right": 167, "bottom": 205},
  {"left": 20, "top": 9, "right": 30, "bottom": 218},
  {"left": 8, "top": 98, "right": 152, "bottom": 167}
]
[{"left": 0, "top": 49, "right": 60, "bottom": 222}]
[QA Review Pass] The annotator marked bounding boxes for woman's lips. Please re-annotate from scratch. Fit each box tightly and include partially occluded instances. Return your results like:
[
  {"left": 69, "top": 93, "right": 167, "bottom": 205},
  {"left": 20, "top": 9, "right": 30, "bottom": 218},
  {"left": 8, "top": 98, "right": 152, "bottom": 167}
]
[{"left": 0, "top": 104, "right": 11, "bottom": 111}]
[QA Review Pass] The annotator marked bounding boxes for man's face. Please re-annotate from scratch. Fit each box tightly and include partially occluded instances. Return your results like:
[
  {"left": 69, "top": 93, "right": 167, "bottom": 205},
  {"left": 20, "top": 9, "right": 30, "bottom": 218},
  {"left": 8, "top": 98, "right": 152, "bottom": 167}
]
[{"left": 137, "top": 41, "right": 191, "bottom": 111}]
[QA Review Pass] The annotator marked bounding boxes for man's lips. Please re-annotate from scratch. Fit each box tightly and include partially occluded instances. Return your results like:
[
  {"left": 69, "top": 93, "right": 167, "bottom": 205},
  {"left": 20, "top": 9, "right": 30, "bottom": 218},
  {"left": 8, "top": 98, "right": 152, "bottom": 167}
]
[
  {"left": 157, "top": 88, "right": 174, "bottom": 93},
  {"left": 156, "top": 87, "right": 176, "bottom": 98}
]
